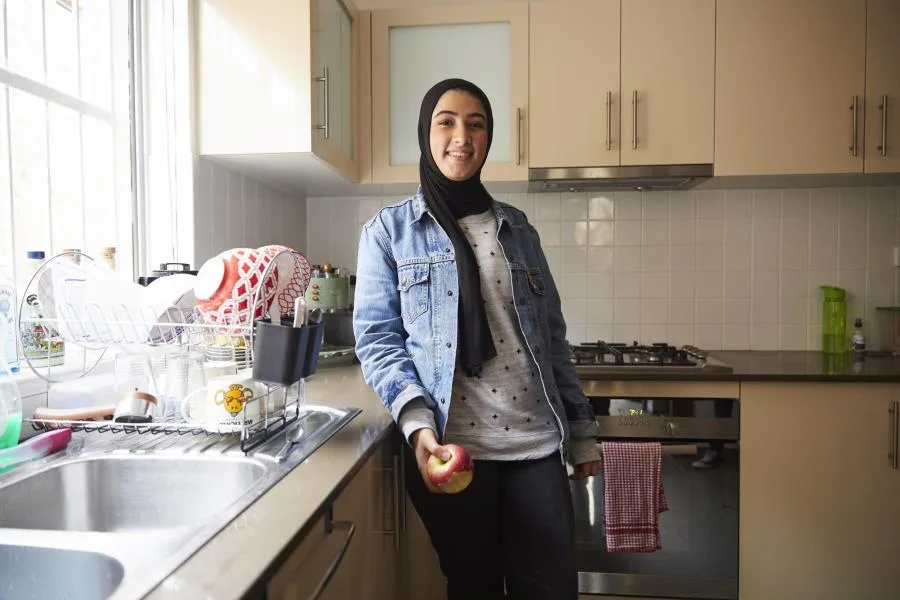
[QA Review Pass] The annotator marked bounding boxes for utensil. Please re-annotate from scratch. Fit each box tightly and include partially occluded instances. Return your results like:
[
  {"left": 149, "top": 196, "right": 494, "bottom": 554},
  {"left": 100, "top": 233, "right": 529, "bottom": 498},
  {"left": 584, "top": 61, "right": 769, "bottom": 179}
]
[
  {"left": 293, "top": 295, "right": 308, "bottom": 327},
  {"left": 275, "top": 423, "right": 305, "bottom": 462},
  {"left": 0, "top": 428, "right": 72, "bottom": 472}
]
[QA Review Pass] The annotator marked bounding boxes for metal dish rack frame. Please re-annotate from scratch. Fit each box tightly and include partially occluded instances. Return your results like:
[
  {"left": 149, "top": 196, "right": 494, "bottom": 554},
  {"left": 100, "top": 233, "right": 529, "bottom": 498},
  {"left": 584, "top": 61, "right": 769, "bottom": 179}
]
[{"left": 17, "top": 249, "right": 311, "bottom": 453}]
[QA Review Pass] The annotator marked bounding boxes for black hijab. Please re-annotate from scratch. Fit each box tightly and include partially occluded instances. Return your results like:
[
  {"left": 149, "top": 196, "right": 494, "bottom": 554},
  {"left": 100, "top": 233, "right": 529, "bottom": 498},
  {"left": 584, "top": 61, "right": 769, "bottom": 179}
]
[{"left": 417, "top": 78, "right": 497, "bottom": 377}]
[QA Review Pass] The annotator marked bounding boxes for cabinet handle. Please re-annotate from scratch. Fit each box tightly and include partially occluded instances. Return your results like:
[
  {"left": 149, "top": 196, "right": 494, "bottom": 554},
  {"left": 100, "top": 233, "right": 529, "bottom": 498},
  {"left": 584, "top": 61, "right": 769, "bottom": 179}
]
[
  {"left": 515, "top": 107, "right": 522, "bottom": 166},
  {"left": 878, "top": 95, "right": 888, "bottom": 157},
  {"left": 849, "top": 95, "right": 859, "bottom": 157},
  {"left": 374, "top": 456, "right": 402, "bottom": 552},
  {"left": 891, "top": 401, "right": 899, "bottom": 471},
  {"left": 314, "top": 66, "right": 330, "bottom": 140},
  {"left": 631, "top": 90, "right": 638, "bottom": 150},
  {"left": 605, "top": 91, "right": 612, "bottom": 151},
  {"left": 309, "top": 508, "right": 355, "bottom": 600}
]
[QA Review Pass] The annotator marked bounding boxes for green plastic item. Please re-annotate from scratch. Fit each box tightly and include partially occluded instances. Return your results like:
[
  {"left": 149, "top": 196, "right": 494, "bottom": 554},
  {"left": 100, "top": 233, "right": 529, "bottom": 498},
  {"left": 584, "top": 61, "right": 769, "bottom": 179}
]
[
  {"left": 820, "top": 285, "right": 847, "bottom": 355},
  {"left": 0, "top": 318, "right": 22, "bottom": 450}
]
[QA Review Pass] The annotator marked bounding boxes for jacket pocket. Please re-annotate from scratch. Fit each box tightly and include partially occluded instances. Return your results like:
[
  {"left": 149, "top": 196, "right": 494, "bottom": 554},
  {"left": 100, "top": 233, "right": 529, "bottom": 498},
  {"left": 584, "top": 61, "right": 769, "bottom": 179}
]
[
  {"left": 526, "top": 269, "right": 547, "bottom": 296},
  {"left": 397, "top": 263, "right": 430, "bottom": 324}
]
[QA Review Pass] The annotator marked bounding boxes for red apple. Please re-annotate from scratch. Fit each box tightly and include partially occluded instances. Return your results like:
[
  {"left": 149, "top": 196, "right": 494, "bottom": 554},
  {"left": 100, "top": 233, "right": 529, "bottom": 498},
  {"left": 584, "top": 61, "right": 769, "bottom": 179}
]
[{"left": 426, "top": 443, "right": 474, "bottom": 494}]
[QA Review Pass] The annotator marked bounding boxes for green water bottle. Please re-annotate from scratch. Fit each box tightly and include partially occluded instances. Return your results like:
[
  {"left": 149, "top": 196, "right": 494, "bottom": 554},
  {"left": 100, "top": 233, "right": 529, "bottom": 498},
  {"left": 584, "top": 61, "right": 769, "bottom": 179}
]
[
  {"left": 820, "top": 285, "right": 847, "bottom": 355},
  {"left": 0, "top": 318, "right": 22, "bottom": 450}
]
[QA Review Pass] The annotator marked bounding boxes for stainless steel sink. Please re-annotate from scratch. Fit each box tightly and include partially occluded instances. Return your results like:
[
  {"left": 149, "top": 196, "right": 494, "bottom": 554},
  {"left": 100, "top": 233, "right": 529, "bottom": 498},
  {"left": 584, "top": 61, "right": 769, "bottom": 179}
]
[
  {"left": 0, "top": 404, "right": 361, "bottom": 600},
  {"left": 0, "top": 544, "right": 124, "bottom": 600},
  {"left": 0, "top": 456, "right": 266, "bottom": 532}
]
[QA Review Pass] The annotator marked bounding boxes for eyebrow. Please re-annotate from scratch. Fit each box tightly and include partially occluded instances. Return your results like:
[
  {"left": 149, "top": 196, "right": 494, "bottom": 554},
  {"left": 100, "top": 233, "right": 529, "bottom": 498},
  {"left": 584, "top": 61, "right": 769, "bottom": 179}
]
[{"left": 433, "top": 110, "right": 487, "bottom": 121}]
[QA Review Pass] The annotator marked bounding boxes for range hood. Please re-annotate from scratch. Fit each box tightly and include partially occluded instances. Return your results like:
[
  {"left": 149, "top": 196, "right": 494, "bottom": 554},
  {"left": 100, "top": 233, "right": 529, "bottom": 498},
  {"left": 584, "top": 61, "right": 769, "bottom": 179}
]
[{"left": 528, "top": 164, "right": 713, "bottom": 193}]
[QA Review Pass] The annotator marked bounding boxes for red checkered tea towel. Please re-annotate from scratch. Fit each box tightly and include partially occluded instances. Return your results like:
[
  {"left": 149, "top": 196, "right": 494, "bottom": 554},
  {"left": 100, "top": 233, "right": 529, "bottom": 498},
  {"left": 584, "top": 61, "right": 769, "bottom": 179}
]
[{"left": 601, "top": 441, "right": 669, "bottom": 553}]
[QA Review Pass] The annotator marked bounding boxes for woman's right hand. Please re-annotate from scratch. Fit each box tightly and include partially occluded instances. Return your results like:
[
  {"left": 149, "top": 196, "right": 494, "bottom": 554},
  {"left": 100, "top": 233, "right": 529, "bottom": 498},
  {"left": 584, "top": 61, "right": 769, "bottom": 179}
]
[{"left": 411, "top": 427, "right": 452, "bottom": 493}]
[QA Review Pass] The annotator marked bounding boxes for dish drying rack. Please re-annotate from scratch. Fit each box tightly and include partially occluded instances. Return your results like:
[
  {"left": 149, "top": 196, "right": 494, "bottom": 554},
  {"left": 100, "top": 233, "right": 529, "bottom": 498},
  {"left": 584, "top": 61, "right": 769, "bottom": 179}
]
[{"left": 17, "top": 249, "right": 314, "bottom": 453}]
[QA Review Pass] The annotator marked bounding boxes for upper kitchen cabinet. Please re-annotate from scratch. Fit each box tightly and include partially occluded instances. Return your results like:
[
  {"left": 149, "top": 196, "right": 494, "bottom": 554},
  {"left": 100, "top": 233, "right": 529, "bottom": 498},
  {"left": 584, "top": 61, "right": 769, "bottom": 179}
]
[
  {"left": 370, "top": 4, "right": 529, "bottom": 183},
  {"left": 195, "top": 0, "right": 358, "bottom": 182},
  {"left": 715, "top": 0, "right": 867, "bottom": 176},
  {"left": 529, "top": 0, "right": 619, "bottom": 169},
  {"left": 864, "top": 0, "right": 900, "bottom": 173},
  {"left": 529, "top": 0, "right": 714, "bottom": 169}
]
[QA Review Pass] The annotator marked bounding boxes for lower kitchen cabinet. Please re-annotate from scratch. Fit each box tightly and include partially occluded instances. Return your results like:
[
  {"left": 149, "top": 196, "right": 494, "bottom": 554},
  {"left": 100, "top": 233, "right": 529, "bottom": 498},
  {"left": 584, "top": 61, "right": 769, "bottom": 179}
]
[
  {"left": 740, "top": 382, "right": 900, "bottom": 600},
  {"left": 401, "top": 493, "right": 446, "bottom": 600},
  {"left": 266, "top": 435, "right": 398, "bottom": 599}
]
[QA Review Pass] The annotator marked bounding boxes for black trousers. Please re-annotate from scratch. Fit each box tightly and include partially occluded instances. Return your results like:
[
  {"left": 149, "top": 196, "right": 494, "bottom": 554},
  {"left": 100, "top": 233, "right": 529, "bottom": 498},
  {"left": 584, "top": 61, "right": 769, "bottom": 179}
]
[{"left": 403, "top": 442, "right": 578, "bottom": 600}]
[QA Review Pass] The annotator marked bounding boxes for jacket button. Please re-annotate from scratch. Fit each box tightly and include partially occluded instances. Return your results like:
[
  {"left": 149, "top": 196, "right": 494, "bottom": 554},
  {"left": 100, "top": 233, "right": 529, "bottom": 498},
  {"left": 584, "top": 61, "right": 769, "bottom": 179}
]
[
  {"left": 445, "top": 248, "right": 451, "bottom": 253},
  {"left": 446, "top": 342, "right": 451, "bottom": 348},
  {"left": 440, "top": 398, "right": 445, "bottom": 404},
  {"left": 447, "top": 290, "right": 453, "bottom": 296}
]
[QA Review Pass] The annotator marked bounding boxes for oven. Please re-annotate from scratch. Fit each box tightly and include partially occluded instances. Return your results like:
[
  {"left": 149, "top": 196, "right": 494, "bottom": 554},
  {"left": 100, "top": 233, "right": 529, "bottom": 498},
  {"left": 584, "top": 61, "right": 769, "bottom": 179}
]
[{"left": 568, "top": 343, "right": 740, "bottom": 600}]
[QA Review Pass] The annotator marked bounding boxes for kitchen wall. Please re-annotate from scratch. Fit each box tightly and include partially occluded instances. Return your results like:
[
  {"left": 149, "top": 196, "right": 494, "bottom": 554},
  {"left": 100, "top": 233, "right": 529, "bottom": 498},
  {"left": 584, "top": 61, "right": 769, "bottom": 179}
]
[
  {"left": 192, "top": 157, "right": 308, "bottom": 266},
  {"left": 307, "top": 185, "right": 900, "bottom": 351}
]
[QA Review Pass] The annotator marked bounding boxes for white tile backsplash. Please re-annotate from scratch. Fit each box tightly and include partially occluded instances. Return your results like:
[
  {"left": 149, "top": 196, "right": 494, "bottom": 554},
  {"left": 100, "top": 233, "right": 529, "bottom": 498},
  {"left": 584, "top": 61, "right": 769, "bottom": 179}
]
[
  {"left": 193, "top": 157, "right": 306, "bottom": 265},
  {"left": 308, "top": 185, "right": 900, "bottom": 350}
]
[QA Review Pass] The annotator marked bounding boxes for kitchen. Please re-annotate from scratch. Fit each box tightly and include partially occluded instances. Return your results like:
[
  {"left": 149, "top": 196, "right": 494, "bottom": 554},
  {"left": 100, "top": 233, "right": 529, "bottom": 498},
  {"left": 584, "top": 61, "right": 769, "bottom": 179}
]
[{"left": 2, "top": 0, "right": 900, "bottom": 599}]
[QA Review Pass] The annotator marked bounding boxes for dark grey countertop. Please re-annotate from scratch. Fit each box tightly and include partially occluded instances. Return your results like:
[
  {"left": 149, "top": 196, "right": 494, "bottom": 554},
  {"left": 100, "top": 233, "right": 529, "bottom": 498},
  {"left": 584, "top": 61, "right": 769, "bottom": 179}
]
[
  {"left": 576, "top": 351, "right": 900, "bottom": 382},
  {"left": 709, "top": 351, "right": 900, "bottom": 382}
]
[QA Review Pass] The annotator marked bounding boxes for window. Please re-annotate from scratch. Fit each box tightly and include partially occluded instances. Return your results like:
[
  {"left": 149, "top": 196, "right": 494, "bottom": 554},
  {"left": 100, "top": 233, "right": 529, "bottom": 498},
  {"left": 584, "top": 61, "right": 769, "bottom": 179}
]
[{"left": 0, "top": 0, "right": 134, "bottom": 295}]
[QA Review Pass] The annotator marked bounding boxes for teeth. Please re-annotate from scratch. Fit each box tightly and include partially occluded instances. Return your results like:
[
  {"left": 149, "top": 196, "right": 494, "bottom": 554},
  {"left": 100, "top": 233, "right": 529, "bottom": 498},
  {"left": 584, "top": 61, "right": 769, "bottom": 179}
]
[{"left": 448, "top": 152, "right": 470, "bottom": 158}]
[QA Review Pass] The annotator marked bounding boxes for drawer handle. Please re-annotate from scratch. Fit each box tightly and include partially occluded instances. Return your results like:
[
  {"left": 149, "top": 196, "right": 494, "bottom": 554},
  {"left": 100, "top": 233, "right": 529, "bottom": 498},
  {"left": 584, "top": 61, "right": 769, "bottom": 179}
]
[
  {"left": 309, "top": 509, "right": 355, "bottom": 600},
  {"left": 878, "top": 95, "right": 888, "bottom": 157},
  {"left": 516, "top": 107, "right": 523, "bottom": 166},
  {"left": 849, "top": 95, "right": 859, "bottom": 157}
]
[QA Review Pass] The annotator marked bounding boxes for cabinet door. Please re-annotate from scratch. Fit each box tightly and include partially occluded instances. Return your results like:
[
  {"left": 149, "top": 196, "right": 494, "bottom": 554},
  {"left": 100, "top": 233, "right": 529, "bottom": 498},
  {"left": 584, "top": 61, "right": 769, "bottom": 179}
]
[
  {"left": 312, "top": 0, "right": 357, "bottom": 179},
  {"left": 266, "top": 513, "right": 354, "bottom": 600},
  {"left": 620, "top": 0, "right": 714, "bottom": 166},
  {"left": 402, "top": 495, "right": 447, "bottom": 600},
  {"left": 529, "top": 0, "right": 619, "bottom": 169},
  {"left": 715, "top": 0, "right": 866, "bottom": 176},
  {"left": 740, "top": 383, "right": 900, "bottom": 600},
  {"left": 864, "top": 0, "right": 900, "bottom": 173},
  {"left": 371, "top": 4, "right": 529, "bottom": 183}
]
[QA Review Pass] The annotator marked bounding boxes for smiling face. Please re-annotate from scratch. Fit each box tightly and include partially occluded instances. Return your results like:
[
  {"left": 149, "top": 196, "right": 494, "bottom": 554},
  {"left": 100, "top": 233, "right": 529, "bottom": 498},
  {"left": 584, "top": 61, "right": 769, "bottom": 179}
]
[{"left": 429, "top": 89, "right": 489, "bottom": 182}]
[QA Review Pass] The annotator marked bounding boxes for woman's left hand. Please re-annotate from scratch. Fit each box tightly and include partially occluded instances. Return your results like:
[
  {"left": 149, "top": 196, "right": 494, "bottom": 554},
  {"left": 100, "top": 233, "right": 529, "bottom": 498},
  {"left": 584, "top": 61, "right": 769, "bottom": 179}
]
[{"left": 570, "top": 459, "right": 602, "bottom": 480}]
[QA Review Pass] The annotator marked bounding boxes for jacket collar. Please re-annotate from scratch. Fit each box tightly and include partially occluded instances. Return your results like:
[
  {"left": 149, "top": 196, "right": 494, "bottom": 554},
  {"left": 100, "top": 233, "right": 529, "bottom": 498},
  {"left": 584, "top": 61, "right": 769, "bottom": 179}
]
[{"left": 412, "top": 186, "right": 509, "bottom": 226}]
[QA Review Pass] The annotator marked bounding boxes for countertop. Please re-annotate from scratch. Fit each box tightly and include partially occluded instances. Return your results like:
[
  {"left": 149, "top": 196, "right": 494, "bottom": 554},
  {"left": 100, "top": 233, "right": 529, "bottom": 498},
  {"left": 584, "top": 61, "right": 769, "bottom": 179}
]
[
  {"left": 576, "top": 351, "right": 900, "bottom": 383},
  {"left": 710, "top": 350, "right": 900, "bottom": 382},
  {"left": 144, "top": 365, "right": 393, "bottom": 600}
]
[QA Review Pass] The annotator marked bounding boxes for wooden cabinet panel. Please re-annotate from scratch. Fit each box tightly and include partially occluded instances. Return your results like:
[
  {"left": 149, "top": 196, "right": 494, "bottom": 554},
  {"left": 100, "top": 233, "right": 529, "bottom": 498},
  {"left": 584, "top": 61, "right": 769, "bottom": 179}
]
[
  {"left": 619, "top": 0, "right": 714, "bottom": 166},
  {"left": 715, "top": 0, "right": 866, "bottom": 176},
  {"left": 370, "top": 4, "right": 529, "bottom": 183},
  {"left": 864, "top": 0, "right": 900, "bottom": 173},
  {"left": 529, "top": 0, "right": 619, "bottom": 168},
  {"left": 740, "top": 383, "right": 900, "bottom": 600}
]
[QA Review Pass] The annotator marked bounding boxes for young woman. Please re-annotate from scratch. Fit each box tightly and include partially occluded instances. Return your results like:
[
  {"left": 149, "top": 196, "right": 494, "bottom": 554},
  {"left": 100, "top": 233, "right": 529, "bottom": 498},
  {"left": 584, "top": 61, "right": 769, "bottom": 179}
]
[{"left": 353, "top": 78, "right": 601, "bottom": 600}]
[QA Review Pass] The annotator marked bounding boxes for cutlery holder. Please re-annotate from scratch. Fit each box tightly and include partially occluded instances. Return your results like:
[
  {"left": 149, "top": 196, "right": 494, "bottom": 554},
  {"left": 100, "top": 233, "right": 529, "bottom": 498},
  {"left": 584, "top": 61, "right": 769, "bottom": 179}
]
[{"left": 252, "top": 320, "right": 325, "bottom": 385}]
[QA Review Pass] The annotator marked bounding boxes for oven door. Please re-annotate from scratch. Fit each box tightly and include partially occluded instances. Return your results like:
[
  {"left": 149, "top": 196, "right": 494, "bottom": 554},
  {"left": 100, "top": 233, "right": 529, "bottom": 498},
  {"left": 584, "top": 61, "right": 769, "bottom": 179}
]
[{"left": 572, "top": 396, "right": 739, "bottom": 600}]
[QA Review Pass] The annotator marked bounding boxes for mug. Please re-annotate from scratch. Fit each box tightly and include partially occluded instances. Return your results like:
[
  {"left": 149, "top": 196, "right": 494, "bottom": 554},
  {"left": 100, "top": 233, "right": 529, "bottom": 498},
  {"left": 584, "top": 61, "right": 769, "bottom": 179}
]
[{"left": 181, "top": 374, "right": 266, "bottom": 432}]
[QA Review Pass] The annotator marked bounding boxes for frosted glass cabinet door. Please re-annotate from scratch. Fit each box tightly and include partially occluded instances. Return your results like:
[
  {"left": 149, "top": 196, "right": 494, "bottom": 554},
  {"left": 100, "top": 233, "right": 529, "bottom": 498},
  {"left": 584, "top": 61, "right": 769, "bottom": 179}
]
[
  {"left": 371, "top": 5, "right": 529, "bottom": 183},
  {"left": 312, "top": 0, "right": 354, "bottom": 164}
]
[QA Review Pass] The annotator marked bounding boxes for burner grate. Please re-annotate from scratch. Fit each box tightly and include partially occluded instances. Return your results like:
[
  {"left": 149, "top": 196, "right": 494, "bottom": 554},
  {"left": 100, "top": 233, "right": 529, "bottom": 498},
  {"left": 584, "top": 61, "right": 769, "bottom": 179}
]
[{"left": 568, "top": 341, "right": 704, "bottom": 367}]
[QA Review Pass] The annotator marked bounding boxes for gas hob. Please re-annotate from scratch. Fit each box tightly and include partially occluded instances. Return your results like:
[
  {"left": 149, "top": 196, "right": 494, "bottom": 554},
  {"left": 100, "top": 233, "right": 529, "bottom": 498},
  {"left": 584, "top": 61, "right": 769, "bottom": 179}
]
[{"left": 568, "top": 341, "right": 734, "bottom": 376}]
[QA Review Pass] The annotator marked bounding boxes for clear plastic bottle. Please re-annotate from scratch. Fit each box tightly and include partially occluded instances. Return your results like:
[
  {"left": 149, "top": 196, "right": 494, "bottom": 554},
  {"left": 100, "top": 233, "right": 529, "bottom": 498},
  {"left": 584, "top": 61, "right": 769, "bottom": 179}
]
[
  {"left": 21, "top": 251, "right": 65, "bottom": 368},
  {"left": 0, "top": 317, "right": 23, "bottom": 450},
  {"left": 0, "top": 266, "right": 19, "bottom": 373},
  {"left": 851, "top": 317, "right": 866, "bottom": 353}
]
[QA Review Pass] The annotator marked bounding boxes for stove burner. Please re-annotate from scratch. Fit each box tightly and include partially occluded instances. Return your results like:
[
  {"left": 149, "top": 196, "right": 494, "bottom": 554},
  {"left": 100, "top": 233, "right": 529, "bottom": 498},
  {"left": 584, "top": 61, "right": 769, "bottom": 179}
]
[{"left": 568, "top": 341, "right": 703, "bottom": 367}]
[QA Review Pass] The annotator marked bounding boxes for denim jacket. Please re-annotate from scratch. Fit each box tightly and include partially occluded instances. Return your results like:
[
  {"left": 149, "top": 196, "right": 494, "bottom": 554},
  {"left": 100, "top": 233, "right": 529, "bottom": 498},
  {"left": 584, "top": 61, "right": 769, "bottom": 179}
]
[{"left": 352, "top": 189, "right": 598, "bottom": 454}]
